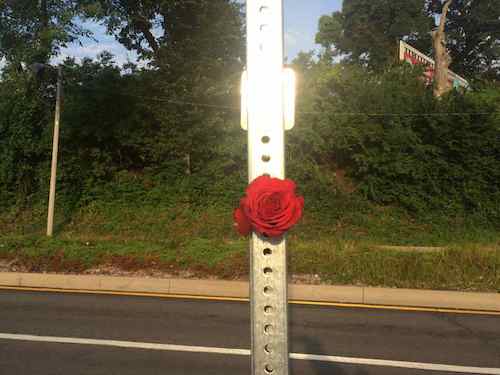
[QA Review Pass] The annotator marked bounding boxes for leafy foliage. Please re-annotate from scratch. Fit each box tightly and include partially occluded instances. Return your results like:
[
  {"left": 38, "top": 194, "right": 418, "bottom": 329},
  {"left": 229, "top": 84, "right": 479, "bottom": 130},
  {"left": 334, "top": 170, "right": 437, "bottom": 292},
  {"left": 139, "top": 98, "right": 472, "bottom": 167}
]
[
  {"left": 0, "top": 0, "right": 499, "bottom": 238},
  {"left": 316, "top": 0, "right": 432, "bottom": 69},
  {"left": 317, "top": 0, "right": 500, "bottom": 80},
  {"left": 0, "top": 0, "right": 90, "bottom": 67},
  {"left": 293, "top": 60, "right": 500, "bottom": 220},
  {"left": 0, "top": 73, "right": 52, "bottom": 207},
  {"left": 443, "top": 0, "right": 500, "bottom": 80}
]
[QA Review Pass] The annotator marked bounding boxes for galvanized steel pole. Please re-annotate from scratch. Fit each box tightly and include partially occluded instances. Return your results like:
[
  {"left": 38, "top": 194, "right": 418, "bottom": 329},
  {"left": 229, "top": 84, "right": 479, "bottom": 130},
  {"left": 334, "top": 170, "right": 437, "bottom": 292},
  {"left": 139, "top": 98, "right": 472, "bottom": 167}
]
[
  {"left": 242, "top": 1, "right": 296, "bottom": 374},
  {"left": 47, "top": 66, "right": 62, "bottom": 237}
]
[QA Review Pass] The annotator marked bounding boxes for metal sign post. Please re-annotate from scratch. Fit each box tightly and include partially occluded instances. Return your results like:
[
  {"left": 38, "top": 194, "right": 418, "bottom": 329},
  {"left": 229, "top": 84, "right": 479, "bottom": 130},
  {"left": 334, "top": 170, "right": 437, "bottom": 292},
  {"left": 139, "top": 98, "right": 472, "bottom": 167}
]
[{"left": 242, "top": 1, "right": 296, "bottom": 374}]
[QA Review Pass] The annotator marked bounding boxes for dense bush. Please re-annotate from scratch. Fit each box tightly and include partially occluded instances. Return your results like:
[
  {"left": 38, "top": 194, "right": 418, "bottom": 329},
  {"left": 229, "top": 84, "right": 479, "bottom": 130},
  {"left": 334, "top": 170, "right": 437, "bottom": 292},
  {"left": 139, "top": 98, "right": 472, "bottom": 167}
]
[
  {"left": 0, "top": 51, "right": 245, "bottom": 208},
  {"left": 0, "top": 72, "right": 52, "bottom": 208},
  {"left": 1, "top": 48, "right": 499, "bottom": 228},
  {"left": 293, "top": 61, "right": 500, "bottom": 222}
]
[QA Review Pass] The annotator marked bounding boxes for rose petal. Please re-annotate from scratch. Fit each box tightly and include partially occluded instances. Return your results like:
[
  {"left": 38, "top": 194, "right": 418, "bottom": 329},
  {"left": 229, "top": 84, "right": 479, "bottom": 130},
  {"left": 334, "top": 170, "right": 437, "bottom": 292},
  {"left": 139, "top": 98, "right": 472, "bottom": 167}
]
[
  {"left": 280, "top": 195, "right": 304, "bottom": 229},
  {"left": 233, "top": 207, "right": 252, "bottom": 236},
  {"left": 246, "top": 175, "right": 272, "bottom": 196},
  {"left": 237, "top": 175, "right": 304, "bottom": 238}
]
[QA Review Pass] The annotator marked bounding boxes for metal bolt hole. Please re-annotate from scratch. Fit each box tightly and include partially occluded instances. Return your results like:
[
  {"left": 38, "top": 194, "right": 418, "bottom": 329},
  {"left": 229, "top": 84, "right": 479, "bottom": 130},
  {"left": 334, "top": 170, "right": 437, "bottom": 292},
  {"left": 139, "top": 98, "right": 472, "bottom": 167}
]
[
  {"left": 264, "top": 324, "right": 273, "bottom": 334},
  {"left": 263, "top": 267, "right": 272, "bottom": 275},
  {"left": 263, "top": 248, "right": 272, "bottom": 256},
  {"left": 264, "top": 305, "right": 273, "bottom": 314},
  {"left": 261, "top": 136, "right": 270, "bottom": 144},
  {"left": 264, "top": 344, "right": 272, "bottom": 354},
  {"left": 265, "top": 364, "right": 274, "bottom": 373},
  {"left": 262, "top": 155, "right": 271, "bottom": 162},
  {"left": 263, "top": 286, "right": 273, "bottom": 295}
]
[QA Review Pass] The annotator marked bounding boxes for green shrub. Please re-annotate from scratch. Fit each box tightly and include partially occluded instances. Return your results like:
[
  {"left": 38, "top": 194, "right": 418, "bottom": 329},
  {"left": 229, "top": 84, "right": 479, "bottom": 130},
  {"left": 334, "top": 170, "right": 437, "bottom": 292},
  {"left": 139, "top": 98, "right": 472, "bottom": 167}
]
[{"left": 297, "top": 62, "right": 500, "bottom": 222}]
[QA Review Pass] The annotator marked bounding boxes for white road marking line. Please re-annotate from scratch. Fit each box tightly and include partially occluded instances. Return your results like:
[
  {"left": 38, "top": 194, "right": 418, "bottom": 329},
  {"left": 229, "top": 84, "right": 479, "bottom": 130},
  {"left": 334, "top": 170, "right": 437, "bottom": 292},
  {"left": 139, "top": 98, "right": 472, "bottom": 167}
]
[
  {"left": 290, "top": 353, "right": 500, "bottom": 374},
  {"left": 0, "top": 333, "right": 250, "bottom": 356},
  {"left": 1, "top": 333, "right": 500, "bottom": 374}
]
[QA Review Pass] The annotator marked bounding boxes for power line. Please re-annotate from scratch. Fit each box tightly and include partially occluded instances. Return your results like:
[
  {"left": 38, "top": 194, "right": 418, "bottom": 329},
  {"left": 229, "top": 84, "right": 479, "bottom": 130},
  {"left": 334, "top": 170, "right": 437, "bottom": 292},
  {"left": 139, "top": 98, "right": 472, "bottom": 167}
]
[
  {"left": 72, "top": 86, "right": 500, "bottom": 117},
  {"left": 124, "top": 94, "right": 238, "bottom": 110},
  {"left": 120, "top": 93, "right": 500, "bottom": 117},
  {"left": 119, "top": 93, "right": 500, "bottom": 117},
  {"left": 299, "top": 111, "right": 500, "bottom": 117}
]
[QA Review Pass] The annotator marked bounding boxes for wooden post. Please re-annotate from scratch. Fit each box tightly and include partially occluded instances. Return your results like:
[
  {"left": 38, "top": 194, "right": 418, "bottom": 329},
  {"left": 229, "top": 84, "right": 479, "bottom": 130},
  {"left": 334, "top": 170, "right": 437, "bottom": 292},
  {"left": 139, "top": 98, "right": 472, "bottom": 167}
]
[{"left": 47, "top": 66, "right": 62, "bottom": 237}]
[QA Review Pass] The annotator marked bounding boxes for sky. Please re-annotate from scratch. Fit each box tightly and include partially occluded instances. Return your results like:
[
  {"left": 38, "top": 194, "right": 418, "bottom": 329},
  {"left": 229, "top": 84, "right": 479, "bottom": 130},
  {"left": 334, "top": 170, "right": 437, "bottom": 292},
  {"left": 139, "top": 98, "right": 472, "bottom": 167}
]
[
  {"left": 284, "top": 0, "right": 341, "bottom": 60},
  {"left": 55, "top": 0, "right": 342, "bottom": 66}
]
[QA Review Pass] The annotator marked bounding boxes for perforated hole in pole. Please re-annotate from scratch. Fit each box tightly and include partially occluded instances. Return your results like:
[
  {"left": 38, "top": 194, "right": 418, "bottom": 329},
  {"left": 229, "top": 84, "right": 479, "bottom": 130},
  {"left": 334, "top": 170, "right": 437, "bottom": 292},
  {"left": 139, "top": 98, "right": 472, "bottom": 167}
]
[
  {"left": 264, "top": 324, "right": 273, "bottom": 334},
  {"left": 265, "top": 364, "right": 274, "bottom": 374},
  {"left": 259, "top": 6, "right": 269, "bottom": 15}
]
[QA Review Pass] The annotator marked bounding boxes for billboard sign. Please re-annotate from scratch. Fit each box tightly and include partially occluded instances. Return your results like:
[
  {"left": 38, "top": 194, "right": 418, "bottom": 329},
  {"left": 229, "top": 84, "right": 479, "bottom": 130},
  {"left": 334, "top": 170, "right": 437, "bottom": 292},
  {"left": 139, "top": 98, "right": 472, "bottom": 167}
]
[{"left": 399, "top": 40, "right": 469, "bottom": 89}]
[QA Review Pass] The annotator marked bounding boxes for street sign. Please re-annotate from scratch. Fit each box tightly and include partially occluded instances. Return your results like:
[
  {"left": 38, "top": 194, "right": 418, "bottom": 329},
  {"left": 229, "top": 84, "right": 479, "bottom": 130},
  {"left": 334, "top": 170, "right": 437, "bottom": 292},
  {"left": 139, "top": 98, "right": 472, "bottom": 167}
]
[{"left": 242, "top": 1, "right": 296, "bottom": 374}]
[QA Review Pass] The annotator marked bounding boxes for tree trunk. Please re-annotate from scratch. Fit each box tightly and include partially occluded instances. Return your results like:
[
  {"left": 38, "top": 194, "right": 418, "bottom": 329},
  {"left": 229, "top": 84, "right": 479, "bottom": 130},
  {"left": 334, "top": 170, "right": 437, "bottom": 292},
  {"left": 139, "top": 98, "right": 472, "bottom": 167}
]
[{"left": 432, "top": 0, "right": 453, "bottom": 97}]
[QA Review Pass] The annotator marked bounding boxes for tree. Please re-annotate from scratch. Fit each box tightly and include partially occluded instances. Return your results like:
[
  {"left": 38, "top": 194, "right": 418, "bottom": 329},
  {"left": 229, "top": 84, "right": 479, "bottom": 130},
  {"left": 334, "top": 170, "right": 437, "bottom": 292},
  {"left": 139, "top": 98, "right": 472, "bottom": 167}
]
[
  {"left": 316, "top": 0, "right": 432, "bottom": 70},
  {"left": 0, "top": 0, "right": 90, "bottom": 68},
  {"left": 432, "top": 0, "right": 453, "bottom": 97},
  {"left": 87, "top": 0, "right": 245, "bottom": 175},
  {"left": 88, "top": 0, "right": 244, "bottom": 67},
  {"left": 84, "top": 0, "right": 165, "bottom": 62},
  {"left": 438, "top": 0, "right": 500, "bottom": 80},
  {"left": 0, "top": 66, "right": 52, "bottom": 206},
  {"left": 316, "top": 0, "right": 500, "bottom": 80},
  {"left": 291, "top": 59, "right": 500, "bottom": 219}
]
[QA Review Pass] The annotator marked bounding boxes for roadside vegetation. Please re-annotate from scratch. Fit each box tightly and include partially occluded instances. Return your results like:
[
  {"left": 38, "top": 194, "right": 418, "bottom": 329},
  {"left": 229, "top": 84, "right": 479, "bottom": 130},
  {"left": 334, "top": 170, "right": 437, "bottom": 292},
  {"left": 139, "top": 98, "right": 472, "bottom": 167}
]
[
  {"left": 0, "top": 1, "right": 499, "bottom": 292},
  {"left": 1, "top": 171, "right": 499, "bottom": 291}
]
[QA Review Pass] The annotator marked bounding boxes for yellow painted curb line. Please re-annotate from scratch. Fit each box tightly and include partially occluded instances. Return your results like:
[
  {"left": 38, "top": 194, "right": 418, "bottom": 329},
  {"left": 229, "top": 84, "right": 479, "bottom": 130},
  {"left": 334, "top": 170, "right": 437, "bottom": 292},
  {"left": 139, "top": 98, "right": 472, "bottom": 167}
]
[{"left": 2, "top": 285, "right": 500, "bottom": 316}]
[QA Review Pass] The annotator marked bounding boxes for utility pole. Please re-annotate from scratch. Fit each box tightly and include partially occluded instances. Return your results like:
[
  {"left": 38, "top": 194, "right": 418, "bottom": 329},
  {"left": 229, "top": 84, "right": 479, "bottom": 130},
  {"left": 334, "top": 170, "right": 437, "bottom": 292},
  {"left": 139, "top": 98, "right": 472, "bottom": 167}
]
[
  {"left": 242, "top": 1, "right": 296, "bottom": 374},
  {"left": 47, "top": 66, "right": 63, "bottom": 237}
]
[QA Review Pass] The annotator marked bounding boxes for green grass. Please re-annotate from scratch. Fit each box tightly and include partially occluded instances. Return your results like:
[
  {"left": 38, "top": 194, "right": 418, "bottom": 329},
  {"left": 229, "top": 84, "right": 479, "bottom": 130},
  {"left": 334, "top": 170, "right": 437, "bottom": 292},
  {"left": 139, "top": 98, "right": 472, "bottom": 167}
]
[
  {"left": 0, "top": 233, "right": 498, "bottom": 291},
  {"left": 288, "top": 238, "right": 499, "bottom": 291},
  {"left": 1, "top": 176, "right": 499, "bottom": 291}
]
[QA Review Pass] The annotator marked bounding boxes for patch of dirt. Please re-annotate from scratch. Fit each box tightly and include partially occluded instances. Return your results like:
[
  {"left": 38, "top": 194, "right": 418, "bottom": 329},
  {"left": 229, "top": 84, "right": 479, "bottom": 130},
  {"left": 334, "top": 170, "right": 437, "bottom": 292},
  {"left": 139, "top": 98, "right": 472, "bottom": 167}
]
[
  {"left": 16, "top": 251, "right": 89, "bottom": 274},
  {"left": 82, "top": 264, "right": 198, "bottom": 280},
  {"left": 291, "top": 273, "right": 323, "bottom": 285},
  {"left": 0, "top": 256, "right": 325, "bottom": 284},
  {"left": 0, "top": 258, "right": 29, "bottom": 273}
]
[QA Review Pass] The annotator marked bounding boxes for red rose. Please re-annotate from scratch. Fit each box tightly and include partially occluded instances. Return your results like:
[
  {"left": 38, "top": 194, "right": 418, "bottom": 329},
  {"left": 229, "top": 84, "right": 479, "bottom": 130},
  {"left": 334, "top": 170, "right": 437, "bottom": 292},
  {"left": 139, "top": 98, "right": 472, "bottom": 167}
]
[{"left": 234, "top": 175, "right": 304, "bottom": 237}]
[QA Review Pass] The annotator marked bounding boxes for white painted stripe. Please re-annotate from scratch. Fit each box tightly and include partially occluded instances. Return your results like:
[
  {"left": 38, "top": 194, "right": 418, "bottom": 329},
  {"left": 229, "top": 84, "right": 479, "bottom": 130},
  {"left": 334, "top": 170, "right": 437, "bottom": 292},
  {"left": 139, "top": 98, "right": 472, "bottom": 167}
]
[
  {"left": 1, "top": 333, "right": 500, "bottom": 374},
  {"left": 290, "top": 353, "right": 500, "bottom": 374},
  {"left": 0, "top": 333, "right": 250, "bottom": 356}
]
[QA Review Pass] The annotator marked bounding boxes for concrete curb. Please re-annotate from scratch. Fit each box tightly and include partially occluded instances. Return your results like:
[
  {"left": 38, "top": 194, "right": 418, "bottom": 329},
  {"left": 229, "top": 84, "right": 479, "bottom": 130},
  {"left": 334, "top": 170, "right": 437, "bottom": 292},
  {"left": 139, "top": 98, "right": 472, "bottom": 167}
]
[{"left": 1, "top": 272, "right": 499, "bottom": 312}]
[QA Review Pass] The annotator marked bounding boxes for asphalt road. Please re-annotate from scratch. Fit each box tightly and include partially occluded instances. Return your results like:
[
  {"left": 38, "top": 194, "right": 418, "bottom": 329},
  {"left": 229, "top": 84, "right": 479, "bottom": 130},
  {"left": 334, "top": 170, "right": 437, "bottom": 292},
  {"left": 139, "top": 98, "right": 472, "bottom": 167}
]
[{"left": 0, "top": 289, "right": 499, "bottom": 375}]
